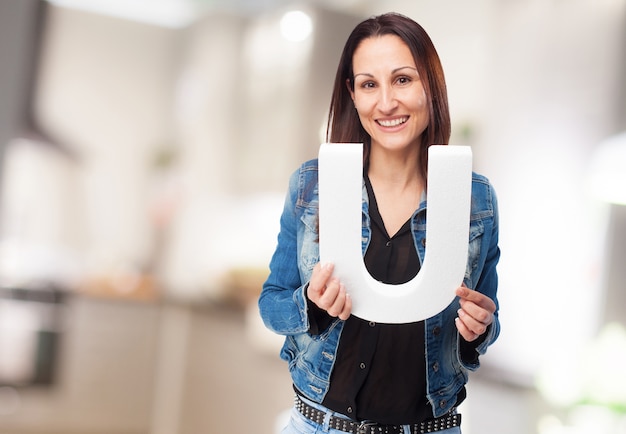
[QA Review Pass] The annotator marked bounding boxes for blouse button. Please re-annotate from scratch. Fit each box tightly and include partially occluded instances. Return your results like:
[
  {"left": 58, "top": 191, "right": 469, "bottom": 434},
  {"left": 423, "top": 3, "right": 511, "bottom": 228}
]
[
  {"left": 369, "top": 321, "right": 376, "bottom": 327},
  {"left": 439, "top": 400, "right": 447, "bottom": 409},
  {"left": 386, "top": 241, "right": 392, "bottom": 247},
  {"left": 433, "top": 326, "right": 441, "bottom": 336},
  {"left": 432, "top": 362, "right": 440, "bottom": 372},
  {"left": 347, "top": 407, "right": 353, "bottom": 414},
  {"left": 360, "top": 362, "right": 366, "bottom": 370}
]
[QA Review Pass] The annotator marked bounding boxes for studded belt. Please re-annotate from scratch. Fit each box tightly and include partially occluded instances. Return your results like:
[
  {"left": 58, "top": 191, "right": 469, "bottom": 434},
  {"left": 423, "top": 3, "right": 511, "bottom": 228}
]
[{"left": 294, "top": 395, "right": 461, "bottom": 434}]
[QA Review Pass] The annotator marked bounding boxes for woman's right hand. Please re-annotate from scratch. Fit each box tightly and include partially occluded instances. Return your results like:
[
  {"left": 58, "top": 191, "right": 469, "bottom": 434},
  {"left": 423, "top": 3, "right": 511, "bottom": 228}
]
[{"left": 307, "top": 263, "right": 352, "bottom": 320}]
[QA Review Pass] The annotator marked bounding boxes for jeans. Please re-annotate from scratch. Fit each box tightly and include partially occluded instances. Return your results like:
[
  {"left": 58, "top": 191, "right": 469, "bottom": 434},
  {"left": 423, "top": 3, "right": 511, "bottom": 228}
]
[{"left": 280, "top": 396, "right": 462, "bottom": 434}]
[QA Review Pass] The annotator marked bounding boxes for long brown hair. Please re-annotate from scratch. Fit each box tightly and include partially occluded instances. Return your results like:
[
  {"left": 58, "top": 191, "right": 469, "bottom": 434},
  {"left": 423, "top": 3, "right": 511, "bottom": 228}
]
[{"left": 326, "top": 12, "right": 451, "bottom": 186}]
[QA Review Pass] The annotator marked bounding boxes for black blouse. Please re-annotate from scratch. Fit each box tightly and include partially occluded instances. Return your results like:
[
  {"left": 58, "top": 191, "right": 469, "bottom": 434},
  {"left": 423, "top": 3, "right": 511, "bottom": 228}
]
[
  {"left": 321, "top": 173, "right": 433, "bottom": 424},
  {"left": 305, "top": 173, "right": 472, "bottom": 423}
]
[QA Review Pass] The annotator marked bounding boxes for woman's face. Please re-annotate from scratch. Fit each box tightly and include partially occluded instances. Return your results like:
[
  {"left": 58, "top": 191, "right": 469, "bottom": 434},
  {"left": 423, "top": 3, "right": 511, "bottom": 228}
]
[{"left": 349, "top": 34, "right": 429, "bottom": 155}]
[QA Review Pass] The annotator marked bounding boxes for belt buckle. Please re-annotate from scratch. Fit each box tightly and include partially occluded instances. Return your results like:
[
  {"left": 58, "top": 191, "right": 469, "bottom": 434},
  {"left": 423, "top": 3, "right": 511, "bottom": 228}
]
[{"left": 357, "top": 421, "right": 378, "bottom": 434}]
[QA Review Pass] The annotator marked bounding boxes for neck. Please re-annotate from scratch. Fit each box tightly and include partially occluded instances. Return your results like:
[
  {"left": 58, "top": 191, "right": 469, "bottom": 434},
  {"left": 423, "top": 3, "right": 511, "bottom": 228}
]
[
  {"left": 366, "top": 146, "right": 423, "bottom": 237},
  {"left": 367, "top": 146, "right": 422, "bottom": 189}
]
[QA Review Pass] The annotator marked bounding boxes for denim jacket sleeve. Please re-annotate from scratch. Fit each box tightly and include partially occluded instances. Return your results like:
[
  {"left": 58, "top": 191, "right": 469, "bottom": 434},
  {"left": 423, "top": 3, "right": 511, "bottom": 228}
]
[
  {"left": 258, "top": 166, "right": 311, "bottom": 335},
  {"left": 459, "top": 177, "right": 501, "bottom": 369}
]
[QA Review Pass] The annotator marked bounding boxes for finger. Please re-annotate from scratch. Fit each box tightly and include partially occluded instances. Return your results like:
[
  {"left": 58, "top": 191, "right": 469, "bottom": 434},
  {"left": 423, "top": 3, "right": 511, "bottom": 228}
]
[
  {"left": 457, "top": 307, "right": 489, "bottom": 336},
  {"left": 315, "top": 277, "right": 338, "bottom": 309},
  {"left": 319, "top": 278, "right": 343, "bottom": 314},
  {"left": 327, "top": 285, "right": 348, "bottom": 319},
  {"left": 308, "top": 262, "right": 334, "bottom": 298},
  {"left": 459, "top": 299, "right": 493, "bottom": 327},
  {"left": 455, "top": 286, "right": 496, "bottom": 313},
  {"left": 337, "top": 286, "right": 352, "bottom": 320},
  {"left": 455, "top": 317, "right": 478, "bottom": 342}
]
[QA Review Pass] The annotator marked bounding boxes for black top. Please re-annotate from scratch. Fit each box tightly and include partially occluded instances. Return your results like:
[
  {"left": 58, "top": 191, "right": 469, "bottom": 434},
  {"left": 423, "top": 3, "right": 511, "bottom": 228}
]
[
  {"left": 307, "top": 174, "right": 435, "bottom": 424},
  {"left": 304, "top": 173, "right": 477, "bottom": 423}
]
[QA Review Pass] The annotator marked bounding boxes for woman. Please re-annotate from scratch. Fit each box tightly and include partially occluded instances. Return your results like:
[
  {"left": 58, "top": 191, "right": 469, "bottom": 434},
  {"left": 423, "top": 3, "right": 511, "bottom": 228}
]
[{"left": 259, "top": 12, "right": 500, "bottom": 434}]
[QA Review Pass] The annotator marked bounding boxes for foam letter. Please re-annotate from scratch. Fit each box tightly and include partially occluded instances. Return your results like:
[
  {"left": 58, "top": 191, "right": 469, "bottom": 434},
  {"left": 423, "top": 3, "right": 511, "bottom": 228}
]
[{"left": 318, "top": 143, "right": 472, "bottom": 323}]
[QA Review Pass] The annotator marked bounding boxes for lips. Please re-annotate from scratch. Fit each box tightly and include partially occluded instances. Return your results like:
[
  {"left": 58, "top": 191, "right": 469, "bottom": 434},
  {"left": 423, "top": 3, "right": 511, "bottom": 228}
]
[{"left": 377, "top": 116, "right": 408, "bottom": 127}]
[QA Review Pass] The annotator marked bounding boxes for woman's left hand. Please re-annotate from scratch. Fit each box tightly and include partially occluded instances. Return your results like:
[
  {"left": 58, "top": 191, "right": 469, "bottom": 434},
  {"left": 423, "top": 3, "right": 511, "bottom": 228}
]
[{"left": 454, "top": 285, "right": 496, "bottom": 342}]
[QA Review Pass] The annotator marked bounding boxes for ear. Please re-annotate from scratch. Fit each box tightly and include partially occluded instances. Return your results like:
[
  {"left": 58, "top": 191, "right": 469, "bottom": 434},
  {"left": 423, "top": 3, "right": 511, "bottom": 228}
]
[{"left": 346, "top": 78, "right": 355, "bottom": 102}]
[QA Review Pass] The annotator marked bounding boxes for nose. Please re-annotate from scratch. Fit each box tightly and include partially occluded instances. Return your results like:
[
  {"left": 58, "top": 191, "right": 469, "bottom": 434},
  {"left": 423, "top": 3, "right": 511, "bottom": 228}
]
[{"left": 378, "top": 84, "right": 398, "bottom": 113}]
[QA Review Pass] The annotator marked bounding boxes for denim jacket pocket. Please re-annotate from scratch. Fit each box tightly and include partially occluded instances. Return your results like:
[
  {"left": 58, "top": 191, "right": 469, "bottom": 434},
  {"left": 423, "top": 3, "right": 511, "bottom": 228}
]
[{"left": 464, "top": 219, "right": 485, "bottom": 284}]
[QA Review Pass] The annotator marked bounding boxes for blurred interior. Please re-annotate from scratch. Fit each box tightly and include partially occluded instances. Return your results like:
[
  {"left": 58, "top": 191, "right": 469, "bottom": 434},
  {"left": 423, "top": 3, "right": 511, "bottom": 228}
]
[{"left": 0, "top": 0, "right": 625, "bottom": 433}]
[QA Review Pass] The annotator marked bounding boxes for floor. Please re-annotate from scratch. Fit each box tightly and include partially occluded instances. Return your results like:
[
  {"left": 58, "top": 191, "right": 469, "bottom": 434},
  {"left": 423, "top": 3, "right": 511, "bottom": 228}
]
[
  {"left": 177, "top": 303, "right": 295, "bottom": 434},
  {"left": 187, "top": 302, "right": 548, "bottom": 434}
]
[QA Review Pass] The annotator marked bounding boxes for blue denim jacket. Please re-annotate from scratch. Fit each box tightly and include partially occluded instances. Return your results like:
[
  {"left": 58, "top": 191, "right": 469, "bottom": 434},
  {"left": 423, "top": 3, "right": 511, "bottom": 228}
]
[{"left": 259, "top": 158, "right": 500, "bottom": 418}]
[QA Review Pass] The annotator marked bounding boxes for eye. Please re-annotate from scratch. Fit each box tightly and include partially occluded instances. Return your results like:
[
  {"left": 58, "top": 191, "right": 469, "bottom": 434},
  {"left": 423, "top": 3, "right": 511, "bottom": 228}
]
[
  {"left": 360, "top": 80, "right": 376, "bottom": 89},
  {"left": 396, "top": 76, "right": 412, "bottom": 85}
]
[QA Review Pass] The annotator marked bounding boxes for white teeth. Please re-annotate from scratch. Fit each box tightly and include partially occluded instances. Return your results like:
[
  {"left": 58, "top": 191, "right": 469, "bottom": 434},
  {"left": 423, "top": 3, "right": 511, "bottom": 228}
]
[{"left": 378, "top": 117, "right": 407, "bottom": 127}]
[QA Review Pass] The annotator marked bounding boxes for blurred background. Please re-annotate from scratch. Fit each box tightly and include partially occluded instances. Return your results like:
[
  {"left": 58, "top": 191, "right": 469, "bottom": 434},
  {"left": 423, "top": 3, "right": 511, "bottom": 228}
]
[{"left": 0, "top": 0, "right": 625, "bottom": 433}]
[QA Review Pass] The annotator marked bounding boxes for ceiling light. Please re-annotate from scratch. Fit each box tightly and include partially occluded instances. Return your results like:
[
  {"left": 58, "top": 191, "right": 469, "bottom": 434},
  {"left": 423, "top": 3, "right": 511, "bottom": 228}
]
[
  {"left": 280, "top": 10, "right": 313, "bottom": 42},
  {"left": 46, "top": 0, "right": 196, "bottom": 28}
]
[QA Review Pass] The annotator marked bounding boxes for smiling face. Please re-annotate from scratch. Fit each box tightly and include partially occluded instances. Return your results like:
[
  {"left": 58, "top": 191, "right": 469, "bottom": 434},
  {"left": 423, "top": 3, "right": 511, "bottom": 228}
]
[{"left": 348, "top": 34, "right": 429, "bottom": 156}]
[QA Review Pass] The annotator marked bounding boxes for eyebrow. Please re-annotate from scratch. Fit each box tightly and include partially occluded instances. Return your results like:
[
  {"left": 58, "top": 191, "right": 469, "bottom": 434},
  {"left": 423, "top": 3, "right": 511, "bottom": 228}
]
[{"left": 353, "top": 66, "right": 418, "bottom": 79}]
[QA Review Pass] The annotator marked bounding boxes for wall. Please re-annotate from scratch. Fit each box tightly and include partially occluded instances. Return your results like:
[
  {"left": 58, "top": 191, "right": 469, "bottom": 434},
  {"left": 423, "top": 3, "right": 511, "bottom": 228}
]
[
  {"left": 2, "top": 0, "right": 625, "bottom": 377},
  {"left": 33, "top": 5, "right": 182, "bottom": 281}
]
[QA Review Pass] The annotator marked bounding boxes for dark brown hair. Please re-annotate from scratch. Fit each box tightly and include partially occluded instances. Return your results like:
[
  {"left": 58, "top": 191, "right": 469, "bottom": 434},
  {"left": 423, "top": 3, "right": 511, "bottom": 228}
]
[{"left": 326, "top": 12, "right": 451, "bottom": 185}]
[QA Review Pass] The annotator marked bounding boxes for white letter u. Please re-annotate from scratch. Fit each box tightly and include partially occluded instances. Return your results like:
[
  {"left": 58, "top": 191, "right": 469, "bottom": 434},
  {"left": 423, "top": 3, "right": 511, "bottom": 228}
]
[{"left": 318, "top": 143, "right": 472, "bottom": 323}]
